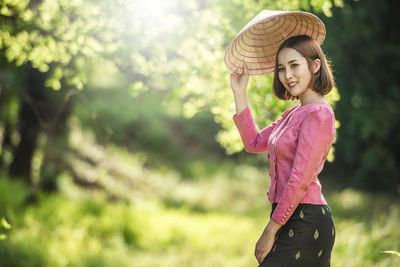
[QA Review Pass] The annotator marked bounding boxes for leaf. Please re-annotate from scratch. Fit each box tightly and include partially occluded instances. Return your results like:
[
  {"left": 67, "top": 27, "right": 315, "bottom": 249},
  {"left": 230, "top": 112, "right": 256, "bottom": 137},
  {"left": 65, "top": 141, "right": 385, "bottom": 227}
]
[
  {"left": 381, "top": 250, "right": 400, "bottom": 256},
  {"left": 0, "top": 234, "right": 6, "bottom": 240},
  {"left": 1, "top": 217, "right": 11, "bottom": 230}
]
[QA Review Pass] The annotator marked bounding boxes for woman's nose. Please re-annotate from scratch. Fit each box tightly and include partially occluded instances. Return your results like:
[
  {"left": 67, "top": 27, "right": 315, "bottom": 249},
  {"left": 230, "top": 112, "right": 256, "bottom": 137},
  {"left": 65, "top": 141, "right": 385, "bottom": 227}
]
[{"left": 285, "top": 69, "right": 293, "bottom": 79}]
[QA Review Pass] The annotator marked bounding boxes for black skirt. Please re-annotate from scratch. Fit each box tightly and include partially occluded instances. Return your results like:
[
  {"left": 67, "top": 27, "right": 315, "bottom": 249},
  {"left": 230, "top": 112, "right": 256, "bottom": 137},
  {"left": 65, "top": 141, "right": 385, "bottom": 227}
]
[{"left": 259, "top": 203, "right": 336, "bottom": 267}]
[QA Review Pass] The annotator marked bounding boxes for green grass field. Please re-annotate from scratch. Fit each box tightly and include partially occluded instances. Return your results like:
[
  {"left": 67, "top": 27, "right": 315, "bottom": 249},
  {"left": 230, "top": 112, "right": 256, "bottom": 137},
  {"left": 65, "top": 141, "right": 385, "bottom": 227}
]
[{"left": 0, "top": 145, "right": 399, "bottom": 267}]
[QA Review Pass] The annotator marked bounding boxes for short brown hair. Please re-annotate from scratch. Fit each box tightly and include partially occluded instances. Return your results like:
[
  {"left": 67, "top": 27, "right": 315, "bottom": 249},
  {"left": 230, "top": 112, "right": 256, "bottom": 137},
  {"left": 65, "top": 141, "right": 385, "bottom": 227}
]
[{"left": 272, "top": 35, "right": 335, "bottom": 100}]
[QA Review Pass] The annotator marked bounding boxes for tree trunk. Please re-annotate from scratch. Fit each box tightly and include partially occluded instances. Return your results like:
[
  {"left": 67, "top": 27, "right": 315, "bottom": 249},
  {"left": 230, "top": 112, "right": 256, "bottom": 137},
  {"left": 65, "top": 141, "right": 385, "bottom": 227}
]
[
  {"left": 0, "top": 72, "right": 14, "bottom": 170},
  {"left": 39, "top": 87, "right": 73, "bottom": 192},
  {"left": 8, "top": 64, "right": 46, "bottom": 184}
]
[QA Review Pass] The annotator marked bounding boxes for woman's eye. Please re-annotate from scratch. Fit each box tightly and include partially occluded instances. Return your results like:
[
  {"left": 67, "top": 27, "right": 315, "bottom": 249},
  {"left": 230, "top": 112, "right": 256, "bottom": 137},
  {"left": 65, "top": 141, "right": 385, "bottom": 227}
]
[
  {"left": 278, "top": 68, "right": 284, "bottom": 72},
  {"left": 291, "top": 64, "right": 298, "bottom": 68}
]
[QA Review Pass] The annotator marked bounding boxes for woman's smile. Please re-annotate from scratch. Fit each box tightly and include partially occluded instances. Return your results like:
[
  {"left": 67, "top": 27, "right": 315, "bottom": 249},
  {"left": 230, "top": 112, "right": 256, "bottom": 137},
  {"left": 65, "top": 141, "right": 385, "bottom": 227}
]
[{"left": 288, "top": 81, "right": 298, "bottom": 89}]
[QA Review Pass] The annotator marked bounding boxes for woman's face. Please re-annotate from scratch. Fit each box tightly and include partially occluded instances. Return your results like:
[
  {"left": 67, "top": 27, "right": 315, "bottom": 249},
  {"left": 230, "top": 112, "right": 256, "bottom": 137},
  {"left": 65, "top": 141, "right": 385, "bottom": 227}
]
[{"left": 277, "top": 47, "right": 313, "bottom": 98}]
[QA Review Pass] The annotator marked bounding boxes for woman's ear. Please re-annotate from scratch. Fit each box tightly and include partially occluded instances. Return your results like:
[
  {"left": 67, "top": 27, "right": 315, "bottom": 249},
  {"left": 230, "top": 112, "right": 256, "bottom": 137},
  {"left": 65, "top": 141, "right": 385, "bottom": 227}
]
[{"left": 312, "top": 59, "right": 321, "bottom": 73}]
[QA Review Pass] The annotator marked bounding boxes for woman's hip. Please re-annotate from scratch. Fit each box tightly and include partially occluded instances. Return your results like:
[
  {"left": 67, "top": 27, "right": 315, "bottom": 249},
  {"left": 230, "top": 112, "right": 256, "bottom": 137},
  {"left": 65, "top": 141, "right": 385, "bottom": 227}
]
[{"left": 260, "top": 203, "right": 336, "bottom": 266}]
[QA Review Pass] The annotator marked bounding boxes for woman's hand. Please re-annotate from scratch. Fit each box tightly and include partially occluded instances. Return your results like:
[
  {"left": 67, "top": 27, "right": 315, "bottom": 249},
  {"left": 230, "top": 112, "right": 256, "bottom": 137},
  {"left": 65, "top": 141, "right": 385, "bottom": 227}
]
[
  {"left": 230, "top": 67, "right": 250, "bottom": 94},
  {"left": 255, "top": 219, "right": 283, "bottom": 264},
  {"left": 230, "top": 67, "right": 250, "bottom": 115},
  {"left": 255, "top": 230, "right": 275, "bottom": 264}
]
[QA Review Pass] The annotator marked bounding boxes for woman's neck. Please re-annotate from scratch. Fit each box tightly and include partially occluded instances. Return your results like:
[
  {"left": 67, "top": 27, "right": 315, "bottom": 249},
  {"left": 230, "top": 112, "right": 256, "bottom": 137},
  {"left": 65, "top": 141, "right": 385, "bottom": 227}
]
[{"left": 299, "top": 89, "right": 326, "bottom": 106}]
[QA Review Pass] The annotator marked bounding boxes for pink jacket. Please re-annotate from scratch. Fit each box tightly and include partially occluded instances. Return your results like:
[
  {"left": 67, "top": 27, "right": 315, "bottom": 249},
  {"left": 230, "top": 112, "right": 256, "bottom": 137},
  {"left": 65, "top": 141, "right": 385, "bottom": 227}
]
[{"left": 233, "top": 102, "right": 335, "bottom": 225}]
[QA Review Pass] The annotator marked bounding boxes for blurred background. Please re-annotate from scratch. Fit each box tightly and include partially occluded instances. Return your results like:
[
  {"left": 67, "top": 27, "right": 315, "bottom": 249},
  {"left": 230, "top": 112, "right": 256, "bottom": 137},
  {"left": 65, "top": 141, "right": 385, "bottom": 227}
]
[{"left": 0, "top": 0, "right": 399, "bottom": 266}]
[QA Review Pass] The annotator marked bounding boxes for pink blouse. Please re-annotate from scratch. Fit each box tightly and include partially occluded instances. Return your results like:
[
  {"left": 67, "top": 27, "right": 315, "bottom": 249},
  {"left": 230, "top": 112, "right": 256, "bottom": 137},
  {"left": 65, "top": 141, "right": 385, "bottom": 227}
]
[{"left": 232, "top": 102, "right": 336, "bottom": 225}]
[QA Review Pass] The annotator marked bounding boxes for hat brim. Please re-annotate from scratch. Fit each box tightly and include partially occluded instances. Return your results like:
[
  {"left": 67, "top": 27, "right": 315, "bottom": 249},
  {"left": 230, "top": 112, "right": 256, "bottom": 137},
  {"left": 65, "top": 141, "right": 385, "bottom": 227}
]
[{"left": 224, "top": 10, "right": 326, "bottom": 75}]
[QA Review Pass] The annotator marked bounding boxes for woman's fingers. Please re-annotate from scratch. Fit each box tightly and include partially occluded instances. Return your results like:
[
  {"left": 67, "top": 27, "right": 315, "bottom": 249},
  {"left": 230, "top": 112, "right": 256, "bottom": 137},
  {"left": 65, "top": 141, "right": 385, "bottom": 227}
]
[
  {"left": 255, "top": 246, "right": 264, "bottom": 263},
  {"left": 230, "top": 71, "right": 243, "bottom": 77},
  {"left": 254, "top": 230, "right": 275, "bottom": 264},
  {"left": 255, "top": 249, "right": 268, "bottom": 264},
  {"left": 230, "top": 67, "right": 250, "bottom": 93},
  {"left": 230, "top": 72, "right": 239, "bottom": 78},
  {"left": 259, "top": 251, "right": 268, "bottom": 264},
  {"left": 244, "top": 62, "right": 249, "bottom": 73},
  {"left": 255, "top": 250, "right": 261, "bottom": 264}
]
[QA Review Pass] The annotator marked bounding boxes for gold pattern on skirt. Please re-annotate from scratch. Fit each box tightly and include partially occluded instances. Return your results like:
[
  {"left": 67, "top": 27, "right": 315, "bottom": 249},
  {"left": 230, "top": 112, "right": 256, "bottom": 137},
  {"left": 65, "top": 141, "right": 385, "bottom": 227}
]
[
  {"left": 318, "top": 249, "right": 323, "bottom": 257},
  {"left": 321, "top": 207, "right": 326, "bottom": 215},
  {"left": 288, "top": 229, "right": 294, "bottom": 238},
  {"left": 272, "top": 245, "right": 277, "bottom": 253},
  {"left": 299, "top": 210, "right": 304, "bottom": 219},
  {"left": 314, "top": 229, "right": 319, "bottom": 239},
  {"left": 295, "top": 251, "right": 301, "bottom": 260},
  {"left": 332, "top": 227, "right": 335, "bottom": 236}
]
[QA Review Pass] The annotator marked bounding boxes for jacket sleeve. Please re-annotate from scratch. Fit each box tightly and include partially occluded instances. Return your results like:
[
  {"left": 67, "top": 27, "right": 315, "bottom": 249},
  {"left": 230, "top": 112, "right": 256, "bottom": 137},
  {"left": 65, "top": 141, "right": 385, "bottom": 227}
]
[
  {"left": 271, "top": 107, "right": 335, "bottom": 225},
  {"left": 233, "top": 106, "right": 290, "bottom": 153}
]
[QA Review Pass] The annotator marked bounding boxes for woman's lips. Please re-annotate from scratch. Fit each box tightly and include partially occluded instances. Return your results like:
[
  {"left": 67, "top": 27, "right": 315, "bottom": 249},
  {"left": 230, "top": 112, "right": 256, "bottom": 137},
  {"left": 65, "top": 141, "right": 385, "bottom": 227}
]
[{"left": 288, "top": 82, "right": 297, "bottom": 89}]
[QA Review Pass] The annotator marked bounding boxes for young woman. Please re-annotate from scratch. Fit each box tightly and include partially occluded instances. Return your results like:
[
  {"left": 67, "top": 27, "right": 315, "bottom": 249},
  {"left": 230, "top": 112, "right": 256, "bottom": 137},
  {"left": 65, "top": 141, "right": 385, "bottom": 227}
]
[{"left": 231, "top": 35, "right": 336, "bottom": 267}]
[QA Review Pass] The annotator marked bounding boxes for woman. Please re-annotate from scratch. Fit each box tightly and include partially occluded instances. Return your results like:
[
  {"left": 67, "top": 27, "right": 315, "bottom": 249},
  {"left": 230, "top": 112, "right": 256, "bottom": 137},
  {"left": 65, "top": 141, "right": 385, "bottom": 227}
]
[{"left": 231, "top": 35, "right": 336, "bottom": 266}]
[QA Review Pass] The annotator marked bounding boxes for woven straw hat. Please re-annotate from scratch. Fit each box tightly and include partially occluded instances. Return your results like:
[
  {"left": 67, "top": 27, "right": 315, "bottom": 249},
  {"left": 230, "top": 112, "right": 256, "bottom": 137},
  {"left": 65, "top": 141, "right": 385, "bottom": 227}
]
[{"left": 224, "top": 10, "right": 326, "bottom": 75}]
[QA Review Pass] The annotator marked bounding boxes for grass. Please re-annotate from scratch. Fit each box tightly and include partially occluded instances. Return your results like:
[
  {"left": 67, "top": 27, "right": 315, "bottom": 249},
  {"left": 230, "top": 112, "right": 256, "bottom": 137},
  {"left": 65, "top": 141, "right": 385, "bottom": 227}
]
[
  {"left": 0, "top": 130, "right": 399, "bottom": 266},
  {"left": 0, "top": 178, "right": 260, "bottom": 267},
  {"left": 1, "top": 174, "right": 399, "bottom": 267}
]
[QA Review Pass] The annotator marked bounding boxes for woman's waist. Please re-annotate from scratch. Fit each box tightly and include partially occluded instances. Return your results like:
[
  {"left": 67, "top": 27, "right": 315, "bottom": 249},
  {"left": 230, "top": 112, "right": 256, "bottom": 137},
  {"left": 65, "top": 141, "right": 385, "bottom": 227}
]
[
  {"left": 271, "top": 202, "right": 330, "bottom": 216},
  {"left": 269, "top": 180, "right": 326, "bottom": 201},
  {"left": 272, "top": 192, "right": 327, "bottom": 205}
]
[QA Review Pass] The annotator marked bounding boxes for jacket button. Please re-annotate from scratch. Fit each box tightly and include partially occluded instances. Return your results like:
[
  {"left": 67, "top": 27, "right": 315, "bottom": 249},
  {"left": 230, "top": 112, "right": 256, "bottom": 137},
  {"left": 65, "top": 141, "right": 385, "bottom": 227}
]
[
  {"left": 285, "top": 212, "right": 289, "bottom": 215},
  {"left": 290, "top": 205, "right": 294, "bottom": 208}
]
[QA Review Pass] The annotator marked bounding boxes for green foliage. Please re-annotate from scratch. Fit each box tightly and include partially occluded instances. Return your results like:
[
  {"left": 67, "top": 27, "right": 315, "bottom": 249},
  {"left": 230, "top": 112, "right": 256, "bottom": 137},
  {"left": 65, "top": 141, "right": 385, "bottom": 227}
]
[
  {"left": 0, "top": 161, "right": 399, "bottom": 266},
  {"left": 71, "top": 59, "right": 228, "bottom": 176},
  {"left": 0, "top": 216, "right": 11, "bottom": 240},
  {"left": 1, "top": 130, "right": 399, "bottom": 266},
  {"left": 1, "top": 2, "right": 398, "bottom": 265},
  {"left": 1, "top": 0, "right": 90, "bottom": 89},
  {"left": 0, "top": 175, "right": 30, "bottom": 215},
  {"left": 381, "top": 251, "right": 400, "bottom": 256},
  {"left": 1, "top": 217, "right": 11, "bottom": 230},
  {"left": 1, "top": 0, "right": 340, "bottom": 152},
  {"left": 326, "top": 188, "right": 400, "bottom": 266},
  {"left": 324, "top": 0, "right": 400, "bottom": 193}
]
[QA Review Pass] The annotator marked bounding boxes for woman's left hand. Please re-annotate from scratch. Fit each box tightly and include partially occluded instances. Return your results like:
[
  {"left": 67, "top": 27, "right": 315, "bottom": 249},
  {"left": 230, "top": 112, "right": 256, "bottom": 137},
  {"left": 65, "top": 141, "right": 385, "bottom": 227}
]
[
  {"left": 255, "top": 230, "right": 275, "bottom": 264},
  {"left": 255, "top": 219, "right": 282, "bottom": 264}
]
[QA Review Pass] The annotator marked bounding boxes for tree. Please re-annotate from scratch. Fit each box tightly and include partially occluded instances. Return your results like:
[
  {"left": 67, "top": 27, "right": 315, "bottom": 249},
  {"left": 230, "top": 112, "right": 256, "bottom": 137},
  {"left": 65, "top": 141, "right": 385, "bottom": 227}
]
[
  {"left": 0, "top": 0, "right": 339, "bottom": 188},
  {"left": 324, "top": 0, "right": 400, "bottom": 193}
]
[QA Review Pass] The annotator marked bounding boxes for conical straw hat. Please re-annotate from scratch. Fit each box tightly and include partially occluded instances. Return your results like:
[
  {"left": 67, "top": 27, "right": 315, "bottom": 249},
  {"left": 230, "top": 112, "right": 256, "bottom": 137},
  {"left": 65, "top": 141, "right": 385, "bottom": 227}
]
[{"left": 224, "top": 10, "right": 326, "bottom": 75}]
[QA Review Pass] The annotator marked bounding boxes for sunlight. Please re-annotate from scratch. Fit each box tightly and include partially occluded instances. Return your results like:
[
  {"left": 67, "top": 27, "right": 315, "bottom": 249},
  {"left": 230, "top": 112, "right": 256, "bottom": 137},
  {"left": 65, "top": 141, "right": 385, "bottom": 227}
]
[
  {"left": 137, "top": 0, "right": 167, "bottom": 18},
  {"left": 125, "top": 0, "right": 182, "bottom": 35}
]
